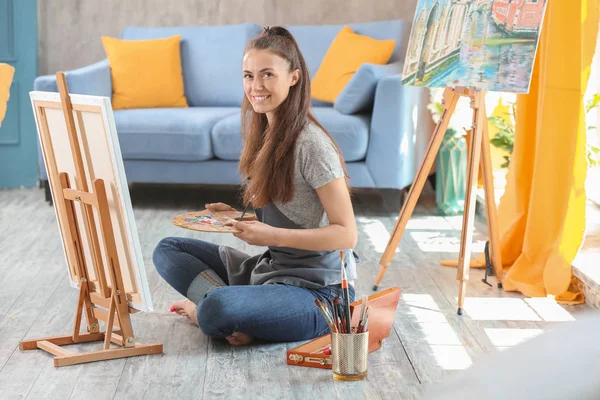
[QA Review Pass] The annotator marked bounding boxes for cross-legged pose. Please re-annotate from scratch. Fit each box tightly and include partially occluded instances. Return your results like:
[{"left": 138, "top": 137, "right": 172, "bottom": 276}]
[{"left": 153, "top": 26, "right": 359, "bottom": 346}]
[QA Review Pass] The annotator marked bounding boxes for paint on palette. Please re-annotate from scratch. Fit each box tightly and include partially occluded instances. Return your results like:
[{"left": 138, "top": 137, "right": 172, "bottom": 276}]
[{"left": 171, "top": 209, "right": 254, "bottom": 233}]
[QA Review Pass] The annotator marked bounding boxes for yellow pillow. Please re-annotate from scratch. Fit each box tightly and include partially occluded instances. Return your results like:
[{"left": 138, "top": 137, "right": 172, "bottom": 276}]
[
  {"left": 311, "top": 26, "right": 395, "bottom": 103},
  {"left": 101, "top": 35, "right": 188, "bottom": 110},
  {"left": 0, "top": 63, "right": 15, "bottom": 127}
]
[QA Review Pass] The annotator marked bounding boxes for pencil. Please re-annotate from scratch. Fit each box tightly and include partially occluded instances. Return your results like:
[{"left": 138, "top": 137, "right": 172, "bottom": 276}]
[{"left": 361, "top": 307, "right": 369, "bottom": 333}]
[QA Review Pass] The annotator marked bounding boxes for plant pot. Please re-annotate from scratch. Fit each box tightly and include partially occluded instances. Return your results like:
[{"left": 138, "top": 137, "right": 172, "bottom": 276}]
[{"left": 436, "top": 128, "right": 467, "bottom": 216}]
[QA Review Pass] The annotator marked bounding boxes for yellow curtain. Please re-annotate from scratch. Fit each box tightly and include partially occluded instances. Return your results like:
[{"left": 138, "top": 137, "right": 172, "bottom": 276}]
[
  {"left": 498, "top": 0, "right": 598, "bottom": 304},
  {"left": 442, "top": 0, "right": 599, "bottom": 304},
  {"left": 0, "top": 64, "right": 15, "bottom": 126}
]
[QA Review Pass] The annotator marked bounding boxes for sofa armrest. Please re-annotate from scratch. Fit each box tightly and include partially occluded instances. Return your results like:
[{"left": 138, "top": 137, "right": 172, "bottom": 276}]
[
  {"left": 334, "top": 61, "right": 403, "bottom": 115},
  {"left": 33, "top": 74, "right": 59, "bottom": 93},
  {"left": 366, "top": 75, "right": 434, "bottom": 190},
  {"left": 33, "top": 59, "right": 112, "bottom": 97}
]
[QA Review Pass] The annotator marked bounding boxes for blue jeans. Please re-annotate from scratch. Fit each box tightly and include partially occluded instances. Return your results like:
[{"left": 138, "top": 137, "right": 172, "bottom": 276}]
[{"left": 152, "top": 237, "right": 355, "bottom": 342}]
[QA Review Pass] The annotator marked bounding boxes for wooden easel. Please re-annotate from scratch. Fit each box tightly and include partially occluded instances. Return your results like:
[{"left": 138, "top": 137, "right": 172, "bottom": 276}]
[
  {"left": 20, "top": 73, "right": 163, "bottom": 367},
  {"left": 372, "top": 86, "right": 503, "bottom": 315}
]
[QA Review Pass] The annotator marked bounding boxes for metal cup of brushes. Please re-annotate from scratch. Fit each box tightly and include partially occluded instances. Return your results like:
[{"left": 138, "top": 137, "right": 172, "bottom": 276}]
[
  {"left": 315, "top": 251, "right": 370, "bottom": 381},
  {"left": 331, "top": 330, "right": 369, "bottom": 381}
]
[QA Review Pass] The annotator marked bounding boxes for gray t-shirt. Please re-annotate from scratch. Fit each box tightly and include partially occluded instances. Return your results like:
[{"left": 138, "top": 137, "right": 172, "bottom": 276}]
[
  {"left": 218, "top": 119, "right": 358, "bottom": 288},
  {"left": 274, "top": 120, "right": 345, "bottom": 228}
]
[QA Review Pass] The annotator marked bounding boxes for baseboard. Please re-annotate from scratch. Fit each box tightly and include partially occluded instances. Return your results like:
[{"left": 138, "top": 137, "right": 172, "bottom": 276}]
[{"left": 572, "top": 200, "right": 600, "bottom": 309}]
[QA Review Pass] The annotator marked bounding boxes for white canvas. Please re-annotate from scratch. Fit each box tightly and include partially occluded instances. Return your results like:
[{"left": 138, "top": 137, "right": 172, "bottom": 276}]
[{"left": 30, "top": 91, "right": 152, "bottom": 312}]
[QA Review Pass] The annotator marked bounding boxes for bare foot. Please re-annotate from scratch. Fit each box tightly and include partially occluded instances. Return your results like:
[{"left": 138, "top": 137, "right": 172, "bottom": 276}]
[
  {"left": 226, "top": 332, "right": 254, "bottom": 346},
  {"left": 170, "top": 299, "right": 198, "bottom": 326}
]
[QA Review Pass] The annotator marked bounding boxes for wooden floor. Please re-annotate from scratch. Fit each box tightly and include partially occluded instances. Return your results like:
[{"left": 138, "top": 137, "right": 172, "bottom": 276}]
[{"left": 0, "top": 184, "right": 589, "bottom": 399}]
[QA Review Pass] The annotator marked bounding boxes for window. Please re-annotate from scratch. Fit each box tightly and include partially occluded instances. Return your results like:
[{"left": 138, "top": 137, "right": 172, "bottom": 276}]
[{"left": 585, "top": 30, "right": 600, "bottom": 205}]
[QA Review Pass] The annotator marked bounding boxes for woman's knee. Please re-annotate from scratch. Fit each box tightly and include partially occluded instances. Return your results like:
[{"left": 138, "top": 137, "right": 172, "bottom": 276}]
[
  {"left": 196, "top": 288, "right": 240, "bottom": 337},
  {"left": 152, "top": 237, "right": 179, "bottom": 277}
]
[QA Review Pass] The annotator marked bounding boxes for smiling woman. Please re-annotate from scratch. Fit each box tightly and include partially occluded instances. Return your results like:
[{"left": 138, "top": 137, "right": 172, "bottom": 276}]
[{"left": 152, "top": 26, "right": 360, "bottom": 347}]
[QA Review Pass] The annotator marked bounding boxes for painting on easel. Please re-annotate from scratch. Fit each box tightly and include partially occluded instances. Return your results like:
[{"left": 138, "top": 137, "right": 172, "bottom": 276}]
[{"left": 402, "top": 0, "right": 549, "bottom": 93}]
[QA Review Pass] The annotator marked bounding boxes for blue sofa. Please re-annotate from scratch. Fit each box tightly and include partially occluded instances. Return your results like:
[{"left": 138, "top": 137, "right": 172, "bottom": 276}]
[{"left": 34, "top": 19, "right": 433, "bottom": 195}]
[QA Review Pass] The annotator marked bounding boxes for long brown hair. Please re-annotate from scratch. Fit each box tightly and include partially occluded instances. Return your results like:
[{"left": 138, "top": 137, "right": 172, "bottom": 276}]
[{"left": 239, "top": 26, "right": 351, "bottom": 208}]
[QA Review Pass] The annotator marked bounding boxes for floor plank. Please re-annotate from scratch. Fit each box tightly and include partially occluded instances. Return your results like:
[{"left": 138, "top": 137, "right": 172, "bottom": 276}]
[
  {"left": 0, "top": 185, "right": 591, "bottom": 399},
  {"left": 0, "top": 278, "right": 79, "bottom": 399}
]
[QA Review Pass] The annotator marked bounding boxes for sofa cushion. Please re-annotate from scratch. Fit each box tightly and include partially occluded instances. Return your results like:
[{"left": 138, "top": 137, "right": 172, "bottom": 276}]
[
  {"left": 101, "top": 35, "right": 188, "bottom": 110},
  {"left": 289, "top": 19, "right": 411, "bottom": 81},
  {"left": 114, "top": 107, "right": 239, "bottom": 161},
  {"left": 0, "top": 64, "right": 14, "bottom": 126},
  {"left": 313, "top": 108, "right": 370, "bottom": 162},
  {"left": 211, "top": 108, "right": 369, "bottom": 162},
  {"left": 211, "top": 113, "right": 243, "bottom": 161},
  {"left": 311, "top": 26, "right": 395, "bottom": 103},
  {"left": 334, "top": 61, "right": 403, "bottom": 115},
  {"left": 120, "top": 24, "right": 261, "bottom": 107}
]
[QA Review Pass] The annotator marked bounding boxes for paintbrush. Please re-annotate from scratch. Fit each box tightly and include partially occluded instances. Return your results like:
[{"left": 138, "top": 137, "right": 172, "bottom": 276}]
[
  {"left": 340, "top": 251, "right": 352, "bottom": 333},
  {"left": 237, "top": 194, "right": 255, "bottom": 221},
  {"left": 238, "top": 201, "right": 252, "bottom": 221},
  {"left": 314, "top": 299, "right": 336, "bottom": 333}
]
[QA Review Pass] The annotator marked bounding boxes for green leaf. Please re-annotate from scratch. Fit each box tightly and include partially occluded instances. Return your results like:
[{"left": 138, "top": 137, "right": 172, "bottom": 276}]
[{"left": 586, "top": 94, "right": 600, "bottom": 113}]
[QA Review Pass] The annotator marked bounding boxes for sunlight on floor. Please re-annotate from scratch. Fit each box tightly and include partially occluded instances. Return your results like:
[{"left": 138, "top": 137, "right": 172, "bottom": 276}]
[
  {"left": 463, "top": 297, "right": 542, "bottom": 321},
  {"left": 403, "top": 293, "right": 473, "bottom": 370},
  {"left": 403, "top": 294, "right": 577, "bottom": 373},
  {"left": 484, "top": 328, "right": 544, "bottom": 349},
  {"left": 524, "top": 298, "right": 576, "bottom": 322},
  {"left": 404, "top": 216, "right": 456, "bottom": 231},
  {"left": 463, "top": 297, "right": 575, "bottom": 322},
  {"left": 357, "top": 216, "right": 399, "bottom": 253},
  {"left": 409, "top": 231, "right": 487, "bottom": 253}
]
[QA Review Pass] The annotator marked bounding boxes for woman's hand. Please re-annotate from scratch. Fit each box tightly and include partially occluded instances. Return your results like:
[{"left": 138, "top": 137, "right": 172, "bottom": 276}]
[
  {"left": 205, "top": 202, "right": 237, "bottom": 212},
  {"left": 232, "top": 220, "right": 278, "bottom": 247}
]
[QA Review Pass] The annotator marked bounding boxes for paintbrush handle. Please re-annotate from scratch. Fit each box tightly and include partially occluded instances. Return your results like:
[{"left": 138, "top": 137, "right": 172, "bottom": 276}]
[
  {"left": 341, "top": 266, "right": 351, "bottom": 333},
  {"left": 238, "top": 201, "right": 251, "bottom": 221}
]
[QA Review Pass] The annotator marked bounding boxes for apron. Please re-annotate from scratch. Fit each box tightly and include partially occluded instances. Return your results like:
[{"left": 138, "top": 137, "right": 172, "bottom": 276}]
[{"left": 218, "top": 203, "right": 359, "bottom": 289}]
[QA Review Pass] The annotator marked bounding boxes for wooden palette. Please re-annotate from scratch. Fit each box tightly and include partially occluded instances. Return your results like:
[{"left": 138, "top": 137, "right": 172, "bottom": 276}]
[{"left": 172, "top": 209, "right": 256, "bottom": 233}]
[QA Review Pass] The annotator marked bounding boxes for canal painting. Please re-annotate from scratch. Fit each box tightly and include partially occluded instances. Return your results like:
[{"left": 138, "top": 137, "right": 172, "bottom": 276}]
[{"left": 401, "top": 0, "right": 548, "bottom": 93}]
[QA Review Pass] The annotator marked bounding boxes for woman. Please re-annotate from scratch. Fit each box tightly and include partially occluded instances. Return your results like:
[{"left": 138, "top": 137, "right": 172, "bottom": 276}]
[{"left": 153, "top": 26, "right": 359, "bottom": 346}]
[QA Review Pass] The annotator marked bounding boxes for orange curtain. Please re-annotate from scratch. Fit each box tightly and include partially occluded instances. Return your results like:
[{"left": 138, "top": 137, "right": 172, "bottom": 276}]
[
  {"left": 496, "top": 0, "right": 599, "bottom": 304},
  {"left": 442, "top": 0, "right": 599, "bottom": 304}
]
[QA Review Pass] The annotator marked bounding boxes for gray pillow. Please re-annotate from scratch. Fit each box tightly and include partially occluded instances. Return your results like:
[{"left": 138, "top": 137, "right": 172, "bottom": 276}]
[{"left": 333, "top": 61, "right": 403, "bottom": 115}]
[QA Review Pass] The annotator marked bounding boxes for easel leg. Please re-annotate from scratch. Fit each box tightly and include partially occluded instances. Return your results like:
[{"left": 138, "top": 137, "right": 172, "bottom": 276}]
[
  {"left": 104, "top": 292, "right": 117, "bottom": 350},
  {"left": 373, "top": 88, "right": 461, "bottom": 290},
  {"left": 481, "top": 114, "right": 504, "bottom": 288},
  {"left": 59, "top": 173, "right": 100, "bottom": 333},
  {"left": 456, "top": 94, "right": 485, "bottom": 315}
]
